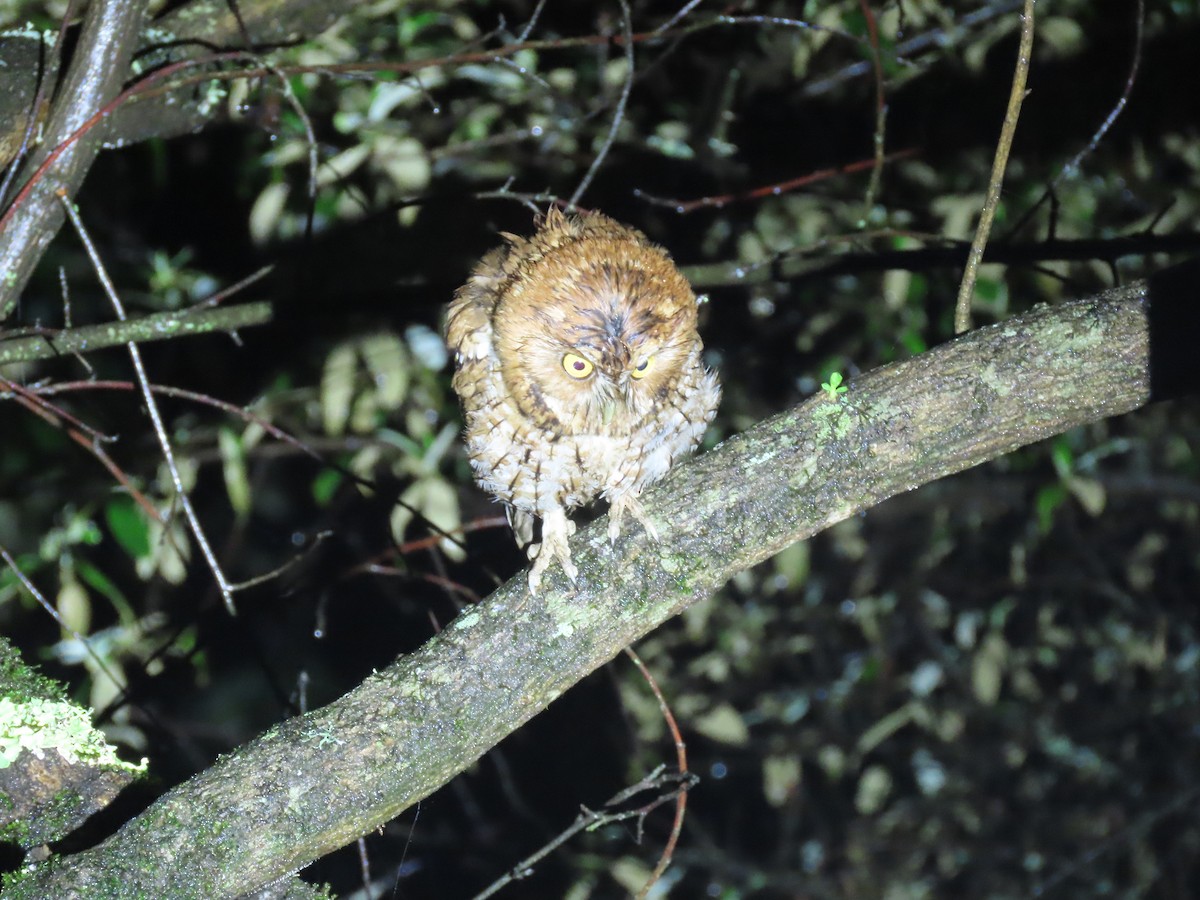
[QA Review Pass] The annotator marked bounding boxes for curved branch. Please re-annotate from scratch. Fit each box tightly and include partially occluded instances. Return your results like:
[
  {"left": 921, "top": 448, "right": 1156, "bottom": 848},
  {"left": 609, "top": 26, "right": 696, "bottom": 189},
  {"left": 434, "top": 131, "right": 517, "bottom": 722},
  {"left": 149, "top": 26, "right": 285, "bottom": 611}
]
[
  {"left": 7, "top": 271, "right": 1160, "bottom": 897},
  {"left": 0, "top": 0, "right": 151, "bottom": 319}
]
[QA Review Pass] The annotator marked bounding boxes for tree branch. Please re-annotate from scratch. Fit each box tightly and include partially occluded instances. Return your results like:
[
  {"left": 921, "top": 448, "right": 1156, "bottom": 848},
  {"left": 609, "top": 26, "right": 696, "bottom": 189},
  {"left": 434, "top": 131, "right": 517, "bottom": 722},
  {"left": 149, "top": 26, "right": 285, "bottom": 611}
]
[
  {"left": 6, "top": 270, "right": 1160, "bottom": 897},
  {"left": 0, "top": 0, "right": 151, "bottom": 319},
  {"left": 0, "top": 302, "right": 272, "bottom": 367}
]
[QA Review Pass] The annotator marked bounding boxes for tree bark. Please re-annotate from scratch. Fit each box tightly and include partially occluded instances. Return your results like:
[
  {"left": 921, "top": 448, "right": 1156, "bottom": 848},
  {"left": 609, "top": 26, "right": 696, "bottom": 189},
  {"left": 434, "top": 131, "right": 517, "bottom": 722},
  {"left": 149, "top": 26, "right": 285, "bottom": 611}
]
[
  {"left": 5, "top": 268, "right": 1164, "bottom": 898},
  {"left": 0, "top": 0, "right": 150, "bottom": 319},
  {"left": 0, "top": 0, "right": 355, "bottom": 317},
  {"left": 0, "top": 302, "right": 272, "bottom": 366}
]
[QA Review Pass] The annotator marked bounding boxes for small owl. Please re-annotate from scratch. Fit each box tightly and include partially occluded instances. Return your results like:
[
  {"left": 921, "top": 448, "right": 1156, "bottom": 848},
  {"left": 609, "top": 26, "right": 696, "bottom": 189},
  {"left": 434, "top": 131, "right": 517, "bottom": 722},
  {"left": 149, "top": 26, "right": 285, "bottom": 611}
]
[{"left": 446, "top": 209, "right": 720, "bottom": 592}]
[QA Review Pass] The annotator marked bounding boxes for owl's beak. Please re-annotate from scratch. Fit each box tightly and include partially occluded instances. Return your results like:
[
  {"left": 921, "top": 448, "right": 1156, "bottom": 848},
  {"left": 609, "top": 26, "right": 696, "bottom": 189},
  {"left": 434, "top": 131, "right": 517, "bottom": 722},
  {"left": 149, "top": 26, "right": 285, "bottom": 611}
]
[{"left": 601, "top": 400, "right": 618, "bottom": 426}]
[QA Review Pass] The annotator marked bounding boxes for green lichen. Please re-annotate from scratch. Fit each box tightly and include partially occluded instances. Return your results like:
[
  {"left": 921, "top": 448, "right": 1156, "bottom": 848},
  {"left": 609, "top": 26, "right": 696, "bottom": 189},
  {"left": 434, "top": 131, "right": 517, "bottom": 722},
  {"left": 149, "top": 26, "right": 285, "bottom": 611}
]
[
  {"left": 812, "top": 401, "right": 857, "bottom": 442},
  {"left": 454, "top": 609, "right": 481, "bottom": 630},
  {"left": 0, "top": 697, "right": 145, "bottom": 773}
]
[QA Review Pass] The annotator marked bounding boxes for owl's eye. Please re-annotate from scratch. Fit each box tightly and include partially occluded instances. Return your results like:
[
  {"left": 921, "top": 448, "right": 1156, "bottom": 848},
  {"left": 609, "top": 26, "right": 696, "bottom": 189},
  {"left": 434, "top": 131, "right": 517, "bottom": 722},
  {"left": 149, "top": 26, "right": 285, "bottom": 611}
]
[
  {"left": 562, "top": 353, "right": 594, "bottom": 379},
  {"left": 630, "top": 357, "right": 654, "bottom": 380}
]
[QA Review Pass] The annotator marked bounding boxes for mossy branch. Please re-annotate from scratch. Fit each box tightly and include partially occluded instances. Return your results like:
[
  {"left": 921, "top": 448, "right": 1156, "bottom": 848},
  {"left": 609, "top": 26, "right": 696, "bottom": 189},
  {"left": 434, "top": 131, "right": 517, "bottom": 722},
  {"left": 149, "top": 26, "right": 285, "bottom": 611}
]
[
  {"left": 0, "top": 302, "right": 272, "bottom": 367},
  {"left": 5, "top": 264, "right": 1168, "bottom": 897}
]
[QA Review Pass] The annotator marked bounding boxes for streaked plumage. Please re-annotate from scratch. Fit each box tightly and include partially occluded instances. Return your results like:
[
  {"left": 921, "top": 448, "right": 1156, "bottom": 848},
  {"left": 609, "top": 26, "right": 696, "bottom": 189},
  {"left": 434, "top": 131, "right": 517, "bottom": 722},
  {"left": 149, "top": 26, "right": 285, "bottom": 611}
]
[{"left": 446, "top": 209, "right": 720, "bottom": 592}]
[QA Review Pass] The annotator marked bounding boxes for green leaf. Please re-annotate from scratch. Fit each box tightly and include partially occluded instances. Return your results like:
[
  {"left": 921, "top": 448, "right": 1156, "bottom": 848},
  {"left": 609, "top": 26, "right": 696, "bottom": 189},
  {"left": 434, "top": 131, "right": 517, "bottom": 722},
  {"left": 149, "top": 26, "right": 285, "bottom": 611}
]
[
  {"left": 218, "top": 427, "right": 252, "bottom": 520},
  {"left": 105, "top": 496, "right": 151, "bottom": 559},
  {"left": 73, "top": 560, "right": 135, "bottom": 625},
  {"left": 1035, "top": 484, "right": 1067, "bottom": 534}
]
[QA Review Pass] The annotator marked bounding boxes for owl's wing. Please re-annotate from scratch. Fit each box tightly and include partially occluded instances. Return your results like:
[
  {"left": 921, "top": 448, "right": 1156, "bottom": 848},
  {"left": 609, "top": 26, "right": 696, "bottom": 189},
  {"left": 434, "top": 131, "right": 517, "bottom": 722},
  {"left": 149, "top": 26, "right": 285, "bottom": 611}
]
[
  {"left": 446, "top": 247, "right": 510, "bottom": 361},
  {"left": 506, "top": 505, "right": 536, "bottom": 550}
]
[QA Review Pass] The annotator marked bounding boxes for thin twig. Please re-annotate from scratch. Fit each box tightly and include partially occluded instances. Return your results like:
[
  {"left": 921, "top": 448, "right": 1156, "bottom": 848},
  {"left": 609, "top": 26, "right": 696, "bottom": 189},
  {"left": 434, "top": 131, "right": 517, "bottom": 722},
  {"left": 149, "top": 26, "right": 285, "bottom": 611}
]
[
  {"left": 1007, "top": 0, "right": 1143, "bottom": 240},
  {"left": 1053, "top": 0, "right": 1143, "bottom": 186},
  {"left": 954, "top": 0, "right": 1036, "bottom": 334},
  {"left": 802, "top": 0, "right": 1023, "bottom": 97},
  {"left": 568, "top": 0, "right": 635, "bottom": 210},
  {"left": 57, "top": 191, "right": 239, "bottom": 615},
  {"left": 655, "top": 0, "right": 705, "bottom": 35},
  {"left": 857, "top": 0, "right": 888, "bottom": 220},
  {"left": 624, "top": 647, "right": 691, "bottom": 900},
  {"left": 0, "top": 375, "right": 117, "bottom": 443},
  {"left": 471, "top": 767, "right": 694, "bottom": 900},
  {"left": 193, "top": 264, "right": 274, "bottom": 308},
  {"left": 23, "top": 379, "right": 316, "bottom": 462},
  {"left": 0, "top": 50, "right": 251, "bottom": 238},
  {"left": 516, "top": 0, "right": 550, "bottom": 42},
  {"left": 0, "top": 0, "right": 77, "bottom": 207},
  {"left": 635, "top": 149, "right": 915, "bottom": 214}
]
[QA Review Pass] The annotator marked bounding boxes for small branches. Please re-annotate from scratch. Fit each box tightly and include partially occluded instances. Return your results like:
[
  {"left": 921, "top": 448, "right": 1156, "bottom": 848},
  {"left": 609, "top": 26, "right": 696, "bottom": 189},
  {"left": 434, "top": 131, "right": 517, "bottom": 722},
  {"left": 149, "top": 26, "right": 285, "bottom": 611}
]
[
  {"left": 472, "top": 766, "right": 696, "bottom": 900},
  {"left": 567, "top": 0, "right": 635, "bottom": 210},
  {"left": 624, "top": 647, "right": 691, "bottom": 900},
  {"left": 635, "top": 150, "right": 915, "bottom": 214},
  {"left": 57, "top": 192, "right": 238, "bottom": 615},
  {"left": 856, "top": 0, "right": 888, "bottom": 219}
]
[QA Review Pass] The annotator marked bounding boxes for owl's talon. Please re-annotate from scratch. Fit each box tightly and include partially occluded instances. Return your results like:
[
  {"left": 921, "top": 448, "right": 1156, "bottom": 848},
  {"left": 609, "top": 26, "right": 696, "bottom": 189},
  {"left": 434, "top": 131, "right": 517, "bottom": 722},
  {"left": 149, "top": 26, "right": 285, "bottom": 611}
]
[
  {"left": 607, "top": 518, "right": 621, "bottom": 546},
  {"left": 609, "top": 493, "right": 659, "bottom": 543},
  {"left": 525, "top": 507, "right": 577, "bottom": 594}
]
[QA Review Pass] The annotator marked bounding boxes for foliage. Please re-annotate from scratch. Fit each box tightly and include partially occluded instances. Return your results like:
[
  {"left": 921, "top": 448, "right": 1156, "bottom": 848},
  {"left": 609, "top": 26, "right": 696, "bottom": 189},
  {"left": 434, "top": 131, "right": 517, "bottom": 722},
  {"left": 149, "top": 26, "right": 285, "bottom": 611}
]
[{"left": 1, "top": 0, "right": 1199, "bottom": 896}]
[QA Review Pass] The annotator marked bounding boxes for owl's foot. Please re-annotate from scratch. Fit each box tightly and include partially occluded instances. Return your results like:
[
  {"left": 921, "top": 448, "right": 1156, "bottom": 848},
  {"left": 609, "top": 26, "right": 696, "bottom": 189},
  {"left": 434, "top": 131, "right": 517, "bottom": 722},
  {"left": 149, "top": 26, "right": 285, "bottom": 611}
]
[
  {"left": 607, "top": 492, "right": 659, "bottom": 544},
  {"left": 527, "top": 507, "right": 578, "bottom": 594}
]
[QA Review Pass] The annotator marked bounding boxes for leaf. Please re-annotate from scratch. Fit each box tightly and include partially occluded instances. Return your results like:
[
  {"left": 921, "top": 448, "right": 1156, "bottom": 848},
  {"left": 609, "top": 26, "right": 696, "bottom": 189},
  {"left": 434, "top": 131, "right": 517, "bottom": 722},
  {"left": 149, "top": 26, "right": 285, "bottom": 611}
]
[
  {"left": 972, "top": 632, "right": 1008, "bottom": 706},
  {"left": 320, "top": 341, "right": 358, "bottom": 437},
  {"left": 854, "top": 764, "right": 893, "bottom": 815},
  {"left": 312, "top": 469, "right": 344, "bottom": 507},
  {"left": 763, "top": 754, "right": 802, "bottom": 807},
  {"left": 372, "top": 135, "right": 431, "bottom": 194},
  {"left": 391, "top": 476, "right": 465, "bottom": 562},
  {"left": 1065, "top": 475, "right": 1106, "bottom": 516},
  {"left": 692, "top": 703, "right": 750, "bottom": 746},
  {"left": 218, "top": 427, "right": 251, "bottom": 520},
  {"left": 74, "top": 559, "right": 135, "bottom": 625},
  {"left": 358, "top": 332, "right": 409, "bottom": 411},
  {"left": 248, "top": 181, "right": 289, "bottom": 245},
  {"left": 315, "top": 143, "right": 371, "bottom": 189},
  {"left": 106, "top": 496, "right": 151, "bottom": 559},
  {"left": 55, "top": 571, "right": 92, "bottom": 636}
]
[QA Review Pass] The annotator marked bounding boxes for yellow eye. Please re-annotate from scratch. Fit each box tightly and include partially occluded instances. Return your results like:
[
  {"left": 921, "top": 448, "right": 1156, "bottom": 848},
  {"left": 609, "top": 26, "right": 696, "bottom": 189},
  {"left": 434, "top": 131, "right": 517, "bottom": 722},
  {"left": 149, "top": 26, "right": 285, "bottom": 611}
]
[
  {"left": 630, "top": 356, "right": 653, "bottom": 379},
  {"left": 562, "top": 353, "right": 594, "bottom": 379}
]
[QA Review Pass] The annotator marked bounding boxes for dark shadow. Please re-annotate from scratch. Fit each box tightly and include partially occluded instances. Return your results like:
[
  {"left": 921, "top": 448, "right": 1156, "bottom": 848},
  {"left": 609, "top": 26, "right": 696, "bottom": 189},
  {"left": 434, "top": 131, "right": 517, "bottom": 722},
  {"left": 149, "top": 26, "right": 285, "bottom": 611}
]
[{"left": 1147, "top": 257, "right": 1200, "bottom": 402}]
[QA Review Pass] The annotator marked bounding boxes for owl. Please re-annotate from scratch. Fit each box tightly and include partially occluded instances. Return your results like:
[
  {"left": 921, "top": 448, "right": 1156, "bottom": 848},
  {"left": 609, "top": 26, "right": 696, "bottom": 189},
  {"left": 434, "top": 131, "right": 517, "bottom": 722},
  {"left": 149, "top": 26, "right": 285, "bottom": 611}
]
[{"left": 446, "top": 208, "right": 720, "bottom": 593}]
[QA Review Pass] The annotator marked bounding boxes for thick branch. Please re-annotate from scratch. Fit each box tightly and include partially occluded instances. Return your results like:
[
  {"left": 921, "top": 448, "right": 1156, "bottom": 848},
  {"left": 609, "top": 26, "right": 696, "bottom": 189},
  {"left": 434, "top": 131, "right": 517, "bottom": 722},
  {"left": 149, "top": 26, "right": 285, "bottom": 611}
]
[
  {"left": 7, "top": 276, "right": 1155, "bottom": 897},
  {"left": 98, "top": 0, "right": 351, "bottom": 151},
  {"left": 0, "top": 0, "right": 360, "bottom": 232},
  {"left": 0, "top": 0, "right": 150, "bottom": 319}
]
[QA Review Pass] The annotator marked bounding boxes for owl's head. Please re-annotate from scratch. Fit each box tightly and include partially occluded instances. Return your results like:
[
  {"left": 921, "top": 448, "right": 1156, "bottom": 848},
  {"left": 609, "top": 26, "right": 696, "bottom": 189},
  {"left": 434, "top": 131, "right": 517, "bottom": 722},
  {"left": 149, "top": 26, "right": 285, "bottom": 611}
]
[{"left": 492, "top": 211, "right": 703, "bottom": 435}]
